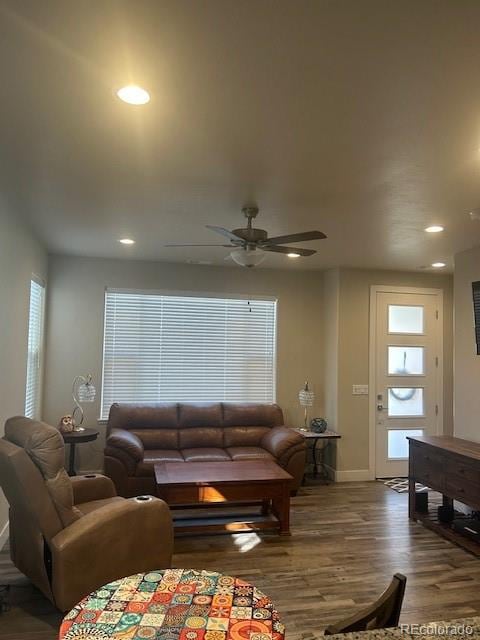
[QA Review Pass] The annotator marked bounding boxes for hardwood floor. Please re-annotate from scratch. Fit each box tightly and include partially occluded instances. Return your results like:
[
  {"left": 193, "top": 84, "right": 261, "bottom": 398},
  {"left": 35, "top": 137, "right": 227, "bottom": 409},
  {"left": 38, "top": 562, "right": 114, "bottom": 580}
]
[{"left": 2, "top": 481, "right": 480, "bottom": 639}]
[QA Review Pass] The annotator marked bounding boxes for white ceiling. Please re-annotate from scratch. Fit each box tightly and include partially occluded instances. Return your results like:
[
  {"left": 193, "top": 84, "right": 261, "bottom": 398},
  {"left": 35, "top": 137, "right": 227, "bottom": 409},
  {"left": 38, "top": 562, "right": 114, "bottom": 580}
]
[{"left": 2, "top": 0, "right": 480, "bottom": 271}]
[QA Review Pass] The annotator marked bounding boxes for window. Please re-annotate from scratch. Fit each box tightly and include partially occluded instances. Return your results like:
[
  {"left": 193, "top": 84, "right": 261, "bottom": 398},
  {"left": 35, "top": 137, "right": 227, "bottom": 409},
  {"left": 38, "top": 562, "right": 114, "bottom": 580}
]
[
  {"left": 101, "top": 290, "right": 277, "bottom": 419},
  {"left": 25, "top": 278, "right": 45, "bottom": 419}
]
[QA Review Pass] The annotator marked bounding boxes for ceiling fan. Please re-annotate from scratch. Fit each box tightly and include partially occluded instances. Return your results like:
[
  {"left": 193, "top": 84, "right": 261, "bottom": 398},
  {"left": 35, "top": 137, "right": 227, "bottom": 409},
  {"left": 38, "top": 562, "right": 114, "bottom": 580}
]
[{"left": 165, "top": 206, "right": 327, "bottom": 267}]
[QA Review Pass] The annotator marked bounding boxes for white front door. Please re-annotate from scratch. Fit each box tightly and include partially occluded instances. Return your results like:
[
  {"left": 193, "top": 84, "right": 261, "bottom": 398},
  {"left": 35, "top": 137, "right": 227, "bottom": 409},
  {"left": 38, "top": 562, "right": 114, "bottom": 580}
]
[{"left": 373, "top": 288, "right": 443, "bottom": 478}]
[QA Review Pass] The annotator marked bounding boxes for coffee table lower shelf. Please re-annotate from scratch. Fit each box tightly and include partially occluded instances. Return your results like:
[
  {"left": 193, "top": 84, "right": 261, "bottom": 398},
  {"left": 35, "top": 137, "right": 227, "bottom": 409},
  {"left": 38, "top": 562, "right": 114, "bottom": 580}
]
[{"left": 171, "top": 503, "right": 282, "bottom": 536}]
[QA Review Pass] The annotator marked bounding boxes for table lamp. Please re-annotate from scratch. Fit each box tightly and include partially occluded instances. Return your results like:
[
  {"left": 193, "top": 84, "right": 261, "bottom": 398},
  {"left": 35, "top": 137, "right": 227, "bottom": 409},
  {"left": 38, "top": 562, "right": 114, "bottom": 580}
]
[
  {"left": 71, "top": 374, "right": 96, "bottom": 431},
  {"left": 298, "top": 381, "right": 314, "bottom": 431}
]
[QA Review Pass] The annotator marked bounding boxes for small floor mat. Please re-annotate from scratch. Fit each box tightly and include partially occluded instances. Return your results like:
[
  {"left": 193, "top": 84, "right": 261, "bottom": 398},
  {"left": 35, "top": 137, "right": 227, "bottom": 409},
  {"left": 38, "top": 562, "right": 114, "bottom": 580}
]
[{"left": 380, "top": 477, "right": 429, "bottom": 493}]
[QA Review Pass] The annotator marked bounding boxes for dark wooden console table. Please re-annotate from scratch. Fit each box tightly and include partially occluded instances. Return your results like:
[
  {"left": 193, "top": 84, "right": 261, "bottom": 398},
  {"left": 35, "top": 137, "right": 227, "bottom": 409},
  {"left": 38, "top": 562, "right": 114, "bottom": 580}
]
[{"left": 408, "top": 435, "right": 480, "bottom": 555}]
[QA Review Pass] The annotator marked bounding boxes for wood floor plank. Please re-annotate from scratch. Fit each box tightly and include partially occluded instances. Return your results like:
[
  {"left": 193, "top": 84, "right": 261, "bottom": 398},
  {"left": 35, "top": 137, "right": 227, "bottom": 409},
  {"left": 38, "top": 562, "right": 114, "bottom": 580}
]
[{"left": 2, "top": 481, "right": 480, "bottom": 639}]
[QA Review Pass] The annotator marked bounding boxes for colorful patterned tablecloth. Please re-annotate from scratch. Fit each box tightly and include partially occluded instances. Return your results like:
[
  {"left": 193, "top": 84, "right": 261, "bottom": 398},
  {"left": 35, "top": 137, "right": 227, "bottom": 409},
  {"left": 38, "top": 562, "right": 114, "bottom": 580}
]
[{"left": 58, "top": 569, "right": 285, "bottom": 640}]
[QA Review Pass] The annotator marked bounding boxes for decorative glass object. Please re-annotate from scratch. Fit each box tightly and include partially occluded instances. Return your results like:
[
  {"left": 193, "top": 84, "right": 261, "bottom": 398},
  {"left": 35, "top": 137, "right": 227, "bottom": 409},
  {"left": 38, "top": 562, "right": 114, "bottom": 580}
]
[
  {"left": 310, "top": 417, "right": 327, "bottom": 433},
  {"left": 299, "top": 381, "right": 314, "bottom": 430}
]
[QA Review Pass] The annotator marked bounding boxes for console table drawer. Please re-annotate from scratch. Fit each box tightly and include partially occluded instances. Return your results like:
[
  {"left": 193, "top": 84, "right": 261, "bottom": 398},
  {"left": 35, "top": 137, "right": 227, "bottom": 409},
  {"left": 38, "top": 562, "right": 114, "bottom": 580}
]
[
  {"left": 447, "top": 457, "right": 480, "bottom": 488},
  {"left": 411, "top": 447, "right": 445, "bottom": 490},
  {"left": 415, "top": 465, "right": 445, "bottom": 490},
  {"left": 445, "top": 476, "right": 480, "bottom": 508}
]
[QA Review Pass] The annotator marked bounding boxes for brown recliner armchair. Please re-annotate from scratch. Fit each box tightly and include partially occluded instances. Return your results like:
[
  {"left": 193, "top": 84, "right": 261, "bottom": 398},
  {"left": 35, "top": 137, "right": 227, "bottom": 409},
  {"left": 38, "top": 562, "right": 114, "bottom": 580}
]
[
  {"left": 104, "top": 402, "right": 306, "bottom": 497},
  {"left": 0, "top": 416, "right": 173, "bottom": 612}
]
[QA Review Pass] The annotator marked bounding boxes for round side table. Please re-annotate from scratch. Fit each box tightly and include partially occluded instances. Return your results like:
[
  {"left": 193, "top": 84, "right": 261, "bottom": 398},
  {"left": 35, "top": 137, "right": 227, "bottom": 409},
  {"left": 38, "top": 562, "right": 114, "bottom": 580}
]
[
  {"left": 61, "top": 428, "right": 99, "bottom": 476},
  {"left": 59, "top": 568, "right": 285, "bottom": 640}
]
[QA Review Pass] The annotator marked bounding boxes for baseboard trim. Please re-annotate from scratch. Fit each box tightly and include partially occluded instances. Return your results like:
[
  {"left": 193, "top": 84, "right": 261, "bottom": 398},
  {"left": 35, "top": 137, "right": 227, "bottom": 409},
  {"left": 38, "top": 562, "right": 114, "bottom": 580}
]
[
  {"left": 0, "top": 520, "right": 9, "bottom": 551},
  {"left": 331, "top": 468, "right": 372, "bottom": 482}
]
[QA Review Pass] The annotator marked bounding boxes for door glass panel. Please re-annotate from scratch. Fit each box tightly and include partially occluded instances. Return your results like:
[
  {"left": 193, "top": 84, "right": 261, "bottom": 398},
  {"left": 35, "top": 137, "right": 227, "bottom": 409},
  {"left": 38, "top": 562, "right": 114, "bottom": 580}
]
[
  {"left": 388, "top": 305, "right": 424, "bottom": 334},
  {"left": 388, "top": 346, "right": 425, "bottom": 375},
  {"left": 388, "top": 429, "right": 424, "bottom": 459},
  {"left": 388, "top": 387, "right": 424, "bottom": 416}
]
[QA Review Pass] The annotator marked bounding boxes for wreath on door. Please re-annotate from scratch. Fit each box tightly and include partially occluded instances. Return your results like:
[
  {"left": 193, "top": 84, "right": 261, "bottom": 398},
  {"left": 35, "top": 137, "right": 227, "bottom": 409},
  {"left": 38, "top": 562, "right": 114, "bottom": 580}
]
[{"left": 390, "top": 350, "right": 416, "bottom": 401}]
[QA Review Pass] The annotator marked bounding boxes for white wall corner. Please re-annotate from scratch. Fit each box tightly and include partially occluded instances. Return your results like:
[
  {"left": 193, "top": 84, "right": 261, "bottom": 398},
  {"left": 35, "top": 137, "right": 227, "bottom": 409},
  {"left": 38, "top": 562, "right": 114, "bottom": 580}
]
[{"left": 0, "top": 519, "right": 8, "bottom": 551}]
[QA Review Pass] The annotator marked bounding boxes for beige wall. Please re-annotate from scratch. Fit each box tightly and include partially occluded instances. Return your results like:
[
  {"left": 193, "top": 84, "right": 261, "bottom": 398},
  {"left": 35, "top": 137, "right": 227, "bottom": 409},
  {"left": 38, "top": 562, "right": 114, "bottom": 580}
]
[
  {"left": 323, "top": 269, "right": 340, "bottom": 432},
  {"left": 0, "top": 204, "right": 47, "bottom": 543},
  {"left": 453, "top": 246, "right": 480, "bottom": 441},
  {"left": 43, "top": 255, "right": 325, "bottom": 472},
  {"left": 335, "top": 268, "right": 453, "bottom": 477}
]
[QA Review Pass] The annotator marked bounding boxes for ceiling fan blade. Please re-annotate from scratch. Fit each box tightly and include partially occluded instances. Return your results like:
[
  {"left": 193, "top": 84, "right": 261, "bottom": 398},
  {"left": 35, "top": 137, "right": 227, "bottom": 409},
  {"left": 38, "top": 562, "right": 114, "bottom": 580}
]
[
  {"left": 165, "top": 244, "right": 233, "bottom": 247},
  {"left": 206, "top": 225, "right": 244, "bottom": 243},
  {"left": 263, "top": 245, "right": 316, "bottom": 256},
  {"left": 261, "top": 230, "right": 326, "bottom": 245}
]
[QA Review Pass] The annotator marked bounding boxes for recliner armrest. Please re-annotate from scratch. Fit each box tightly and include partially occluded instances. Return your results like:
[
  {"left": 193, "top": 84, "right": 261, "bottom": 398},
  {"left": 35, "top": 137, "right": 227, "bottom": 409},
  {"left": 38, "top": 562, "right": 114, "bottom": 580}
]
[
  {"left": 71, "top": 474, "right": 117, "bottom": 504},
  {"left": 106, "top": 428, "right": 144, "bottom": 462},
  {"left": 50, "top": 496, "right": 173, "bottom": 611},
  {"left": 261, "top": 426, "right": 305, "bottom": 463}
]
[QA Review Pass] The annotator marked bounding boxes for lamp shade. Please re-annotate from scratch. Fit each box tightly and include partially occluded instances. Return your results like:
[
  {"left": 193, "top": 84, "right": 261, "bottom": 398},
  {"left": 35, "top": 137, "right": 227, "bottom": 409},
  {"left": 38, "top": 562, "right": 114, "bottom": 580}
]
[
  {"left": 78, "top": 380, "right": 96, "bottom": 403},
  {"left": 299, "top": 381, "right": 314, "bottom": 407}
]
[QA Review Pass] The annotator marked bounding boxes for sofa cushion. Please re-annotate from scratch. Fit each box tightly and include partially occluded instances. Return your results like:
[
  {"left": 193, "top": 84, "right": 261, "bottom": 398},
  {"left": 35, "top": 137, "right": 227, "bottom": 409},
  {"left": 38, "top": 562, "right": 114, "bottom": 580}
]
[
  {"left": 108, "top": 403, "right": 178, "bottom": 430},
  {"left": 136, "top": 450, "right": 185, "bottom": 477},
  {"left": 133, "top": 429, "right": 179, "bottom": 450},
  {"left": 223, "top": 426, "right": 271, "bottom": 448},
  {"left": 226, "top": 446, "right": 274, "bottom": 461},
  {"left": 181, "top": 448, "right": 231, "bottom": 462},
  {"left": 179, "top": 427, "right": 223, "bottom": 449},
  {"left": 178, "top": 403, "right": 223, "bottom": 427},
  {"left": 222, "top": 403, "right": 284, "bottom": 427}
]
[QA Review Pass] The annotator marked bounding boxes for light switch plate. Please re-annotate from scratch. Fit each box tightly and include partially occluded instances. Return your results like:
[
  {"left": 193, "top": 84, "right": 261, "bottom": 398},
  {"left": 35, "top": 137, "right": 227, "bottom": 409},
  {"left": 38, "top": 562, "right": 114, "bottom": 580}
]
[{"left": 352, "top": 384, "right": 369, "bottom": 395}]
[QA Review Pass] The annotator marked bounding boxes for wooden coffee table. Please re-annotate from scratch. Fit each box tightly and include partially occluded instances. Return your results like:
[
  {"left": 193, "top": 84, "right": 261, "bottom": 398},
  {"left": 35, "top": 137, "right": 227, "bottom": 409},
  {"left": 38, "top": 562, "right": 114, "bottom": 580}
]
[{"left": 155, "top": 460, "right": 293, "bottom": 535}]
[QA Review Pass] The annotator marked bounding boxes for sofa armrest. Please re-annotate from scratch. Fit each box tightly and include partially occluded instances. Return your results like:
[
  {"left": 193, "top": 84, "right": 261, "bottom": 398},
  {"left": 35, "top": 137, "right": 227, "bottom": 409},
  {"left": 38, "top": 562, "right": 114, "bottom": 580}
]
[
  {"left": 71, "top": 474, "right": 117, "bottom": 504},
  {"left": 261, "top": 426, "right": 305, "bottom": 464},
  {"left": 106, "top": 428, "right": 144, "bottom": 462},
  {"left": 50, "top": 496, "right": 173, "bottom": 611}
]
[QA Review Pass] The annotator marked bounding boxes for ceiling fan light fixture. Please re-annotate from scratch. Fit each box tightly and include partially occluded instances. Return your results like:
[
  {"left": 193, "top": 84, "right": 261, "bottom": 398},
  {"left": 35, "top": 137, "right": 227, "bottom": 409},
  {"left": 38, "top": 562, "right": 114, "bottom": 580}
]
[
  {"left": 287, "top": 252, "right": 301, "bottom": 258},
  {"left": 230, "top": 247, "right": 266, "bottom": 268}
]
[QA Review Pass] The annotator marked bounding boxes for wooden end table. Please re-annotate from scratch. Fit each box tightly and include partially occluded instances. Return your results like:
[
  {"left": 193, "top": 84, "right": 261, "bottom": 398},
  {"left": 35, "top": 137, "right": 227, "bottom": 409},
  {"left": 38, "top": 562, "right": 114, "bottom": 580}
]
[
  {"left": 294, "top": 428, "right": 341, "bottom": 483},
  {"left": 61, "top": 428, "right": 99, "bottom": 476},
  {"left": 155, "top": 460, "right": 293, "bottom": 535},
  {"left": 59, "top": 568, "right": 285, "bottom": 640}
]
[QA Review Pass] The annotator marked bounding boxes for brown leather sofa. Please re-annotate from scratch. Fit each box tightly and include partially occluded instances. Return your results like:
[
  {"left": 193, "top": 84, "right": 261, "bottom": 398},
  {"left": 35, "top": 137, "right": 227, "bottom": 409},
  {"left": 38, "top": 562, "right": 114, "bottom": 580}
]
[
  {"left": 104, "top": 402, "right": 305, "bottom": 497},
  {"left": 0, "top": 416, "right": 173, "bottom": 612}
]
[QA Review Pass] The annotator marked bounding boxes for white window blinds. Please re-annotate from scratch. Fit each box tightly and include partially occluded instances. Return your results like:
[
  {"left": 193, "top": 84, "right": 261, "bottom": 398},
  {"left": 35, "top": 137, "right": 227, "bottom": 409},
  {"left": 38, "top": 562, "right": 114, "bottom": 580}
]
[
  {"left": 101, "top": 290, "right": 277, "bottom": 419},
  {"left": 25, "top": 279, "right": 45, "bottom": 419}
]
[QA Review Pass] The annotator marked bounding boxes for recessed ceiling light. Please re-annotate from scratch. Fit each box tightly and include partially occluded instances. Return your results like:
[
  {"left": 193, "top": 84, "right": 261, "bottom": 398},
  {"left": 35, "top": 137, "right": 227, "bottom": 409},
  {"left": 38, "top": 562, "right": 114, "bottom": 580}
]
[
  {"left": 116, "top": 85, "right": 150, "bottom": 105},
  {"left": 287, "top": 252, "right": 301, "bottom": 258},
  {"left": 425, "top": 225, "right": 444, "bottom": 233},
  {"left": 431, "top": 262, "right": 446, "bottom": 268},
  {"left": 119, "top": 238, "right": 135, "bottom": 245}
]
